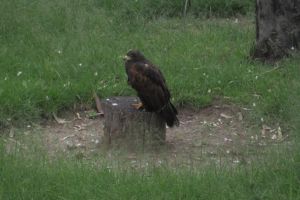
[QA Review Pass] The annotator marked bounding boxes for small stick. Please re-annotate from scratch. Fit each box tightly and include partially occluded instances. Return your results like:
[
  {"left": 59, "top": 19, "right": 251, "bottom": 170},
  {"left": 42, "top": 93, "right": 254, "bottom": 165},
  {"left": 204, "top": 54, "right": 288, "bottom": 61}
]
[
  {"left": 260, "top": 64, "right": 281, "bottom": 75},
  {"left": 93, "top": 91, "right": 103, "bottom": 113}
]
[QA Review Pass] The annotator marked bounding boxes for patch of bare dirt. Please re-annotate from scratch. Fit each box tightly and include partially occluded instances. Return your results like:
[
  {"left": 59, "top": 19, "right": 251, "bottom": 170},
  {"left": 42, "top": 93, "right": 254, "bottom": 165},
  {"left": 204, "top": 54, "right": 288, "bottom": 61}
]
[
  {"left": 26, "top": 103, "right": 283, "bottom": 167},
  {"left": 3, "top": 103, "right": 286, "bottom": 168}
]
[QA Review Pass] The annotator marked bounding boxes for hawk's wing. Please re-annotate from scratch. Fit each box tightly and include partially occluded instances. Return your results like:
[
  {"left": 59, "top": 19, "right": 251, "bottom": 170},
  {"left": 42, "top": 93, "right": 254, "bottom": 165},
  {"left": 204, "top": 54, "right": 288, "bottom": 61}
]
[{"left": 127, "top": 61, "right": 171, "bottom": 111}]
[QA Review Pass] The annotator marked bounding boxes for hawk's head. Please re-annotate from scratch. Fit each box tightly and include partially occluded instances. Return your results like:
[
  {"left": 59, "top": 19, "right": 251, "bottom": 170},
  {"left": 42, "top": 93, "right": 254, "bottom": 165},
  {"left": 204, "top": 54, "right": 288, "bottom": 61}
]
[{"left": 123, "top": 50, "right": 145, "bottom": 62}]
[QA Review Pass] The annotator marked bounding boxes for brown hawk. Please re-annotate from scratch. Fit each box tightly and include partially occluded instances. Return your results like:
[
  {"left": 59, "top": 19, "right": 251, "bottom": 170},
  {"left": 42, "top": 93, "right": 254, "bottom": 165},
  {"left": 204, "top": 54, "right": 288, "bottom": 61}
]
[{"left": 123, "top": 50, "right": 179, "bottom": 127}]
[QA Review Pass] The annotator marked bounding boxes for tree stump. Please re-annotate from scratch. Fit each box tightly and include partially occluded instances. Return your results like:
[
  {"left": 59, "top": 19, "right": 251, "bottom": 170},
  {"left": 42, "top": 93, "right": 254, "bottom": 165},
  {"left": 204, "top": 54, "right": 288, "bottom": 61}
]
[
  {"left": 251, "top": 0, "right": 300, "bottom": 61},
  {"left": 102, "top": 96, "right": 166, "bottom": 149}
]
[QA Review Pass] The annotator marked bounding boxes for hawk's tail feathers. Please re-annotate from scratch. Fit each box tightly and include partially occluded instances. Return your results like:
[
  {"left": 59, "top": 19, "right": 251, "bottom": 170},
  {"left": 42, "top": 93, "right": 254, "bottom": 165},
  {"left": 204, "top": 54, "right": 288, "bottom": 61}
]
[{"left": 159, "top": 102, "right": 179, "bottom": 127}]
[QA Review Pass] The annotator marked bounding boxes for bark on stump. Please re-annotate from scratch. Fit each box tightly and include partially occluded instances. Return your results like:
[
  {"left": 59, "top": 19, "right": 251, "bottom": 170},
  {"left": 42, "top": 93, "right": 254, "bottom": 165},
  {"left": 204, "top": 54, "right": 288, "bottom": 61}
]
[
  {"left": 102, "top": 96, "right": 166, "bottom": 149},
  {"left": 251, "top": 0, "right": 300, "bottom": 61}
]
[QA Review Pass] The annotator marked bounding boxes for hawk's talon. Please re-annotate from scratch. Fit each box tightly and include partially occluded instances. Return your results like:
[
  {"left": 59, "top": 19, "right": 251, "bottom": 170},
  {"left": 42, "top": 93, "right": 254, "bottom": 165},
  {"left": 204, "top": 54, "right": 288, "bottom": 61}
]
[{"left": 132, "top": 103, "right": 144, "bottom": 110}]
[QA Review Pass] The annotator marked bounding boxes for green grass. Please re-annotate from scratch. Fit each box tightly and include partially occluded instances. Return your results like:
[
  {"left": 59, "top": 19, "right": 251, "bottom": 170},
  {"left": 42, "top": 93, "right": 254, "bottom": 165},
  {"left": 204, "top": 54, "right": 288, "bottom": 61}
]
[
  {"left": 1, "top": 0, "right": 299, "bottom": 129},
  {"left": 0, "top": 141, "right": 299, "bottom": 200},
  {"left": 1, "top": 1, "right": 300, "bottom": 199},
  {"left": 98, "top": 0, "right": 253, "bottom": 18}
]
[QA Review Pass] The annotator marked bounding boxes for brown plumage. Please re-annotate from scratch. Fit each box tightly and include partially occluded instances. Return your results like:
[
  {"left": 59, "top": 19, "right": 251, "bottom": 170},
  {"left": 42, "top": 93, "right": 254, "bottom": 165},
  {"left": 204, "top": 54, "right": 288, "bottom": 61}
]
[{"left": 123, "top": 50, "right": 179, "bottom": 127}]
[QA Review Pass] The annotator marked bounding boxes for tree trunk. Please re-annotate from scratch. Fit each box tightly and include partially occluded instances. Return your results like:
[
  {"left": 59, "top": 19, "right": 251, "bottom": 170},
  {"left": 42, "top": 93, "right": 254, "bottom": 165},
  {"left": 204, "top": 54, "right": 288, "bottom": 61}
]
[
  {"left": 251, "top": 0, "right": 300, "bottom": 61},
  {"left": 102, "top": 96, "right": 166, "bottom": 150}
]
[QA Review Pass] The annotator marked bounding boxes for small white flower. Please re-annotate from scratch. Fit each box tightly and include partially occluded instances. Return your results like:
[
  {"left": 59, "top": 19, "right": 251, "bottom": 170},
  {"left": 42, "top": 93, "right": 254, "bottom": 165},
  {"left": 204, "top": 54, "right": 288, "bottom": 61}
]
[
  {"left": 4, "top": 77, "right": 8, "bottom": 81},
  {"left": 291, "top": 46, "right": 295, "bottom": 50},
  {"left": 208, "top": 89, "right": 211, "bottom": 93},
  {"left": 226, "top": 150, "right": 230, "bottom": 154},
  {"left": 233, "top": 159, "right": 240, "bottom": 164},
  {"left": 63, "top": 81, "right": 71, "bottom": 88},
  {"left": 27, "top": 125, "right": 31, "bottom": 128},
  {"left": 112, "top": 103, "right": 118, "bottom": 106},
  {"left": 261, "top": 117, "right": 264, "bottom": 122},
  {"left": 253, "top": 103, "right": 256, "bottom": 107},
  {"left": 255, "top": 75, "right": 258, "bottom": 80},
  {"left": 79, "top": 63, "right": 82, "bottom": 66},
  {"left": 94, "top": 72, "right": 98, "bottom": 76},
  {"left": 57, "top": 50, "right": 62, "bottom": 54},
  {"left": 17, "top": 71, "right": 22, "bottom": 76}
]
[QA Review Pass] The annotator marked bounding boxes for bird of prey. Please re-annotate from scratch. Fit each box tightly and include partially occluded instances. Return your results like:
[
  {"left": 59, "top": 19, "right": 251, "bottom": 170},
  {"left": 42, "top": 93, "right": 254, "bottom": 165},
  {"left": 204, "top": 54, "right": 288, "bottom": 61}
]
[{"left": 123, "top": 50, "right": 179, "bottom": 127}]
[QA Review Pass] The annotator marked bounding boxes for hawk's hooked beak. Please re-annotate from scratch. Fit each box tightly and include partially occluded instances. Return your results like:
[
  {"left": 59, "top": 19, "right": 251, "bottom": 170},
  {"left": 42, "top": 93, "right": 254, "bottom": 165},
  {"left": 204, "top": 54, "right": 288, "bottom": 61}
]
[{"left": 123, "top": 55, "right": 131, "bottom": 61}]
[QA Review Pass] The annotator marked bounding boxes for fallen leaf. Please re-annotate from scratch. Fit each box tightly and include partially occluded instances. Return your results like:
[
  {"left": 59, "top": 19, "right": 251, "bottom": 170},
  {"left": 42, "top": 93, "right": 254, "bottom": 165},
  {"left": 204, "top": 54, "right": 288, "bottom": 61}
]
[
  {"left": 220, "top": 113, "right": 233, "bottom": 119},
  {"left": 76, "top": 113, "right": 82, "bottom": 120},
  {"left": 74, "top": 125, "right": 86, "bottom": 131},
  {"left": 269, "top": 129, "right": 276, "bottom": 133},
  {"left": 75, "top": 143, "right": 86, "bottom": 148},
  {"left": 61, "top": 135, "right": 76, "bottom": 141},
  {"left": 242, "top": 107, "right": 252, "bottom": 111},
  {"left": 224, "top": 137, "right": 232, "bottom": 142},
  {"left": 271, "top": 134, "right": 277, "bottom": 140}
]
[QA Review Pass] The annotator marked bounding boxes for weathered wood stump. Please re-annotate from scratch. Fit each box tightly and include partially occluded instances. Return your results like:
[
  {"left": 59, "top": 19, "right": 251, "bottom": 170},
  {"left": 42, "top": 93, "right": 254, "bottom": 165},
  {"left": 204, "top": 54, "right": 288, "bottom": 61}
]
[{"left": 102, "top": 96, "right": 166, "bottom": 149}]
